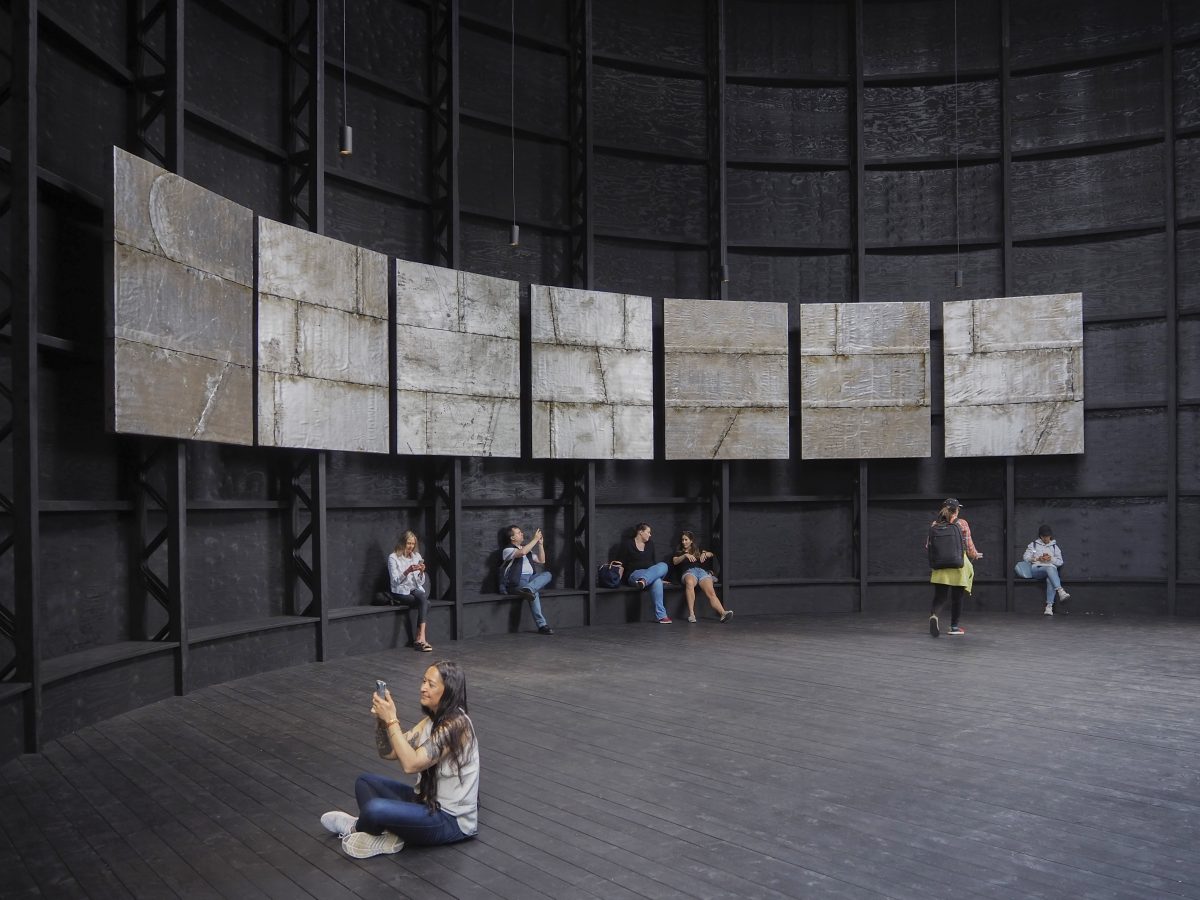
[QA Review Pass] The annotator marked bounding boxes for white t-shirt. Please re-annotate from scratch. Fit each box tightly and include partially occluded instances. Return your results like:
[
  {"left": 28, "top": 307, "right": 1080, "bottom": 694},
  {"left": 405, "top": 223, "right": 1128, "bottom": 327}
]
[{"left": 410, "top": 715, "right": 480, "bottom": 835}]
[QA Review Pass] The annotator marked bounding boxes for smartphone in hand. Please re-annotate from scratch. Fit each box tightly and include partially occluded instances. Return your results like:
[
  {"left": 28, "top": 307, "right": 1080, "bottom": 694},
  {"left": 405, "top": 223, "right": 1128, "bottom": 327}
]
[{"left": 375, "top": 679, "right": 388, "bottom": 698}]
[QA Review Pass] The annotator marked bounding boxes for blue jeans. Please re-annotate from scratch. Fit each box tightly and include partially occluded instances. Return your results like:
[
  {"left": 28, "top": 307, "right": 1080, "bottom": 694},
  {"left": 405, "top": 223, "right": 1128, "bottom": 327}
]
[
  {"left": 388, "top": 587, "right": 429, "bottom": 625},
  {"left": 354, "top": 773, "right": 468, "bottom": 845},
  {"left": 628, "top": 562, "right": 669, "bottom": 620},
  {"left": 503, "top": 571, "right": 550, "bottom": 628},
  {"left": 1030, "top": 566, "right": 1063, "bottom": 605}
]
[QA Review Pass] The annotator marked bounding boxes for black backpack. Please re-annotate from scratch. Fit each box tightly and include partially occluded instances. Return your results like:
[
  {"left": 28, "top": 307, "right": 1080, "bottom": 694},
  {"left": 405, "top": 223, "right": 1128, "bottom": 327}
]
[{"left": 928, "top": 521, "right": 965, "bottom": 569}]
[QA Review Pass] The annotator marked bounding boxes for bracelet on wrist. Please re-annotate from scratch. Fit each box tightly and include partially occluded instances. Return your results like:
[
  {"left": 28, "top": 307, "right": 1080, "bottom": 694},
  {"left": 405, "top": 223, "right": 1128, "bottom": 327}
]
[{"left": 385, "top": 719, "right": 400, "bottom": 730}]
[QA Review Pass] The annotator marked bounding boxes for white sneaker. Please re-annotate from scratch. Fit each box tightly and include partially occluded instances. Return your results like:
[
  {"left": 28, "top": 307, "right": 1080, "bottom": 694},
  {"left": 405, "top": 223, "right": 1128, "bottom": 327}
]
[
  {"left": 1056, "top": 588, "right": 1070, "bottom": 601},
  {"left": 686, "top": 614, "right": 697, "bottom": 623},
  {"left": 341, "top": 831, "right": 404, "bottom": 858},
  {"left": 1043, "top": 605, "right": 1053, "bottom": 616},
  {"left": 320, "top": 810, "right": 357, "bottom": 837}
]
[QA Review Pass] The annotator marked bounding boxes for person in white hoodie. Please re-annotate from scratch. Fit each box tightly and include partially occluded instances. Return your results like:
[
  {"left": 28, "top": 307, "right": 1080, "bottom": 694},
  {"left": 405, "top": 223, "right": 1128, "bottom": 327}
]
[{"left": 1023, "top": 524, "right": 1070, "bottom": 616}]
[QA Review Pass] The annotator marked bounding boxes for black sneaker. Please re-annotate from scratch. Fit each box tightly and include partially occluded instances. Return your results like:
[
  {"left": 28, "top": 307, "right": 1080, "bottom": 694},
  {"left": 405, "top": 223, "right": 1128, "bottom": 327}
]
[
  {"left": 538, "top": 625, "right": 554, "bottom": 635},
  {"left": 929, "top": 614, "right": 940, "bottom": 637}
]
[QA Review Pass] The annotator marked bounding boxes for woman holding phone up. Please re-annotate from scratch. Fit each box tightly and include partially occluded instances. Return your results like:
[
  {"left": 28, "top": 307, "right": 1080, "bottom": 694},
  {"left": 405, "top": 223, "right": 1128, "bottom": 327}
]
[
  {"left": 387, "top": 530, "right": 432, "bottom": 651},
  {"left": 319, "top": 661, "right": 479, "bottom": 858}
]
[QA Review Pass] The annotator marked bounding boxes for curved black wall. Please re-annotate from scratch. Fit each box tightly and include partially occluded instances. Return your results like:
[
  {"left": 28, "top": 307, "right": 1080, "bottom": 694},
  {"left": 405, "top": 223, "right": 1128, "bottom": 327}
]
[{"left": 1, "top": 0, "right": 1198, "bottom": 761}]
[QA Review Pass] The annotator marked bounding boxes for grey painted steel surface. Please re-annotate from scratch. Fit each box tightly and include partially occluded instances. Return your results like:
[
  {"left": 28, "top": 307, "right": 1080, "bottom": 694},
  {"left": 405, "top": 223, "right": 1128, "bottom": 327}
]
[
  {"left": 530, "top": 285, "right": 654, "bottom": 459},
  {"left": 799, "top": 301, "right": 931, "bottom": 459},
  {"left": 944, "top": 293, "right": 1085, "bottom": 457},
  {"left": 663, "top": 297, "right": 789, "bottom": 459},
  {"left": 109, "top": 147, "right": 255, "bottom": 444},
  {"left": 394, "top": 260, "right": 521, "bottom": 457},
  {"left": 256, "top": 218, "right": 389, "bottom": 453}
]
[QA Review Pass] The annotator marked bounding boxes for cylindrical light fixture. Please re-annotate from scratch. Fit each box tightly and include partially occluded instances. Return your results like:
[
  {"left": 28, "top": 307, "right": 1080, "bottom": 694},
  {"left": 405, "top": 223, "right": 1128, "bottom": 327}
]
[
  {"left": 339, "top": 124, "right": 353, "bottom": 156},
  {"left": 510, "top": 223, "right": 520, "bottom": 247},
  {"left": 719, "top": 264, "right": 729, "bottom": 283},
  {"left": 954, "top": 269, "right": 964, "bottom": 288}
]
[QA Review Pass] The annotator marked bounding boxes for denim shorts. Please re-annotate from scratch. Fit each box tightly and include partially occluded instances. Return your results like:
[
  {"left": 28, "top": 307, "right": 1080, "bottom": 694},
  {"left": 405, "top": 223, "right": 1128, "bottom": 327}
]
[{"left": 684, "top": 566, "right": 714, "bottom": 582}]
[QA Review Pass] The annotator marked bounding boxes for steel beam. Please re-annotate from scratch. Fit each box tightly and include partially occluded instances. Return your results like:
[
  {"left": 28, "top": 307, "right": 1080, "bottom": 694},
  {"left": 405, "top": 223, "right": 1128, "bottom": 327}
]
[
  {"left": 430, "top": 0, "right": 460, "bottom": 268},
  {"left": 570, "top": 461, "right": 596, "bottom": 623},
  {"left": 289, "top": 453, "right": 329, "bottom": 660},
  {"left": 429, "top": 459, "right": 462, "bottom": 640},
  {"left": 567, "top": 0, "right": 593, "bottom": 289},
  {"left": 12, "top": 0, "right": 41, "bottom": 750},
  {"left": 1001, "top": 0, "right": 1016, "bottom": 613},
  {"left": 705, "top": 0, "right": 727, "bottom": 301},
  {"left": 711, "top": 461, "right": 730, "bottom": 587},
  {"left": 285, "top": 0, "right": 324, "bottom": 232},
  {"left": 851, "top": 1, "right": 868, "bottom": 613},
  {"left": 132, "top": 0, "right": 184, "bottom": 173},
  {"left": 1163, "top": 0, "right": 1178, "bottom": 614}
]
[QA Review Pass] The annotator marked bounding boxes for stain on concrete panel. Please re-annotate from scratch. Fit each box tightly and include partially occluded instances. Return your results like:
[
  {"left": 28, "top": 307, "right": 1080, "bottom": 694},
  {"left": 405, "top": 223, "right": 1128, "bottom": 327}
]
[
  {"left": 109, "top": 147, "right": 254, "bottom": 443},
  {"left": 944, "top": 293, "right": 1084, "bottom": 456},
  {"left": 799, "top": 301, "right": 930, "bottom": 459},
  {"left": 395, "top": 261, "right": 521, "bottom": 456},
  {"left": 663, "top": 297, "right": 790, "bottom": 460},
  {"left": 530, "top": 285, "right": 654, "bottom": 459}
]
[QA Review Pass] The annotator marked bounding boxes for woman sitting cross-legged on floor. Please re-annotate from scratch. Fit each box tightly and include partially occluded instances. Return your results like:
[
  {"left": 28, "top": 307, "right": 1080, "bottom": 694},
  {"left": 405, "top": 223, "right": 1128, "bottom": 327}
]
[
  {"left": 320, "top": 661, "right": 479, "bottom": 858},
  {"left": 670, "top": 531, "right": 732, "bottom": 624},
  {"left": 618, "top": 522, "right": 672, "bottom": 624}
]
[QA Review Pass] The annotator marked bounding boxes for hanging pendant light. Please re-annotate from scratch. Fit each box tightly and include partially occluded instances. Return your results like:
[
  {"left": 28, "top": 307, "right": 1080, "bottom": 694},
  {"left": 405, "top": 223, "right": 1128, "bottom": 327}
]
[{"left": 339, "top": 1, "right": 353, "bottom": 156}]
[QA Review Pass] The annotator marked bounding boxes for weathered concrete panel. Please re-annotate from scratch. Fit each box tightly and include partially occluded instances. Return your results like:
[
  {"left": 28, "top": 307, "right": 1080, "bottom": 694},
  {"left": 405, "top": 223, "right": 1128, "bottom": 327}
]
[
  {"left": 663, "top": 299, "right": 788, "bottom": 352},
  {"left": 395, "top": 391, "right": 520, "bottom": 457},
  {"left": 109, "top": 147, "right": 254, "bottom": 443},
  {"left": 258, "top": 373, "right": 389, "bottom": 454},
  {"left": 258, "top": 218, "right": 388, "bottom": 318},
  {"left": 801, "top": 406, "right": 931, "bottom": 459},
  {"left": 799, "top": 302, "right": 930, "bottom": 459},
  {"left": 801, "top": 354, "right": 929, "bottom": 407},
  {"left": 113, "top": 339, "right": 252, "bottom": 444},
  {"left": 800, "top": 301, "right": 928, "bottom": 355},
  {"left": 943, "top": 293, "right": 1084, "bottom": 457},
  {"left": 531, "top": 285, "right": 653, "bottom": 351},
  {"left": 531, "top": 402, "right": 654, "bottom": 459},
  {"left": 945, "top": 401, "right": 1085, "bottom": 456},
  {"left": 665, "top": 406, "right": 791, "bottom": 459},
  {"left": 395, "top": 261, "right": 520, "bottom": 456},
  {"left": 663, "top": 297, "right": 789, "bottom": 459},
  {"left": 944, "top": 292, "right": 1084, "bottom": 354},
  {"left": 666, "top": 353, "right": 788, "bottom": 407},
  {"left": 530, "top": 285, "right": 654, "bottom": 459},
  {"left": 396, "top": 326, "right": 519, "bottom": 398},
  {"left": 257, "top": 218, "right": 389, "bottom": 452}
]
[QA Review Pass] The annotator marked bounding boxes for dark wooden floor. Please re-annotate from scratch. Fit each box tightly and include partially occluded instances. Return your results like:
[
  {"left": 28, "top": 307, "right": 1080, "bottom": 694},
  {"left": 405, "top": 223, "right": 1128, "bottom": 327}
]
[{"left": 4, "top": 612, "right": 1200, "bottom": 899}]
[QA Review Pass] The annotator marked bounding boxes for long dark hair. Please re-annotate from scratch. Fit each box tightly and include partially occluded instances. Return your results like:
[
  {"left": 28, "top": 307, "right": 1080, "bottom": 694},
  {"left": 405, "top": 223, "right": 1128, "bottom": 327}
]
[
  {"left": 676, "top": 530, "right": 698, "bottom": 554},
  {"left": 417, "top": 660, "right": 475, "bottom": 813}
]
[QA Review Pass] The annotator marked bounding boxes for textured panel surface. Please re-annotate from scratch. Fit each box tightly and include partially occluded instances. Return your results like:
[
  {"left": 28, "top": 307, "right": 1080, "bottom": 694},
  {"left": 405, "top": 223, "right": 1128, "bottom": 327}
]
[
  {"left": 530, "top": 286, "right": 653, "bottom": 459},
  {"left": 663, "top": 298, "right": 789, "bottom": 459},
  {"left": 800, "top": 302, "right": 930, "bottom": 459},
  {"left": 109, "top": 147, "right": 255, "bottom": 443},
  {"left": 257, "top": 218, "right": 389, "bottom": 453},
  {"left": 394, "top": 260, "right": 520, "bottom": 457},
  {"left": 944, "top": 293, "right": 1084, "bottom": 457}
]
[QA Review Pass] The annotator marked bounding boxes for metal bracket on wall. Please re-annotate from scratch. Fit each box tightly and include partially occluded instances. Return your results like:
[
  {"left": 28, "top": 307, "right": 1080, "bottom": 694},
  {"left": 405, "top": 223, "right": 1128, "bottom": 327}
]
[
  {"left": 132, "top": 0, "right": 184, "bottom": 173},
  {"left": 569, "top": 461, "right": 596, "bottom": 623},
  {"left": 427, "top": 458, "right": 462, "bottom": 639},
  {"left": 285, "top": 0, "right": 324, "bottom": 232}
]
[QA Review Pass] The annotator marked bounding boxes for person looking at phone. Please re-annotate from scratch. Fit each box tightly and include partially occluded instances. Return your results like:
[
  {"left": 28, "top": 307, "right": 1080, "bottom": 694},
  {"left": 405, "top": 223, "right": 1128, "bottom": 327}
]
[
  {"left": 319, "top": 661, "right": 479, "bottom": 858},
  {"left": 387, "top": 530, "right": 432, "bottom": 651},
  {"left": 498, "top": 525, "right": 554, "bottom": 635}
]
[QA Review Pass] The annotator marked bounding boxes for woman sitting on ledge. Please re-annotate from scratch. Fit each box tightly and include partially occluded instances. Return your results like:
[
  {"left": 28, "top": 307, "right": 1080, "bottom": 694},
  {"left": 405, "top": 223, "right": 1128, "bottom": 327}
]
[
  {"left": 671, "top": 531, "right": 732, "bottom": 624},
  {"left": 387, "top": 530, "right": 432, "bottom": 651},
  {"left": 619, "top": 522, "right": 672, "bottom": 624}
]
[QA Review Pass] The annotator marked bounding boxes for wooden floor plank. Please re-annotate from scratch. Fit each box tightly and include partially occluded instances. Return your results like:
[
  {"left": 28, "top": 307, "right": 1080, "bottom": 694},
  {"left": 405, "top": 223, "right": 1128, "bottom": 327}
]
[{"left": 5, "top": 614, "right": 1200, "bottom": 899}]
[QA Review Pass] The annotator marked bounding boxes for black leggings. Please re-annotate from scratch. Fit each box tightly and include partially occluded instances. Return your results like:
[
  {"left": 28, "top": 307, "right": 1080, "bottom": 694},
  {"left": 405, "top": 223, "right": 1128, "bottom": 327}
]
[
  {"left": 931, "top": 583, "right": 964, "bottom": 628},
  {"left": 389, "top": 588, "right": 429, "bottom": 626}
]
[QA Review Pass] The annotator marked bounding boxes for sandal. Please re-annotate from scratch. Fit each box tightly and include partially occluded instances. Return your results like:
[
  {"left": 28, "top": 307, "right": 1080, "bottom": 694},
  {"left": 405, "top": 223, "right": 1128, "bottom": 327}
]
[{"left": 413, "top": 640, "right": 433, "bottom": 652}]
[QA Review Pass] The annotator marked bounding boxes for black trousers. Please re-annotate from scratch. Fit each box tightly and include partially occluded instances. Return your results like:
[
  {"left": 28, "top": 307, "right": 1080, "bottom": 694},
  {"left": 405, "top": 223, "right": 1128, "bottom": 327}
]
[{"left": 930, "top": 583, "right": 964, "bottom": 627}]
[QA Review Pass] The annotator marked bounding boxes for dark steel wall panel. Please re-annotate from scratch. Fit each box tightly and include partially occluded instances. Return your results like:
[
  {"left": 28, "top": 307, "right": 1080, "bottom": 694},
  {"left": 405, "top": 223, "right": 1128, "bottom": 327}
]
[
  {"left": 458, "top": 123, "right": 567, "bottom": 223},
  {"left": 1083, "top": 320, "right": 1169, "bottom": 405},
  {"left": 727, "top": 169, "right": 851, "bottom": 245},
  {"left": 863, "top": 81, "right": 1000, "bottom": 160},
  {"left": 726, "top": 1, "right": 848, "bottom": 76},
  {"left": 727, "top": 85, "right": 849, "bottom": 160},
  {"left": 730, "top": 503, "right": 853, "bottom": 579},
  {"left": 862, "top": 248, "right": 1003, "bottom": 304},
  {"left": 459, "top": 217, "right": 570, "bottom": 284},
  {"left": 1015, "top": 409, "right": 1169, "bottom": 495},
  {"left": 460, "top": 29, "right": 567, "bottom": 135},
  {"left": 591, "top": 238, "right": 707, "bottom": 298},
  {"left": 727, "top": 254, "right": 852, "bottom": 304},
  {"left": 862, "top": 1, "right": 999, "bottom": 75},
  {"left": 183, "top": 511, "right": 286, "bottom": 627},
  {"left": 864, "top": 164, "right": 1002, "bottom": 245},
  {"left": 591, "top": 0, "right": 703, "bottom": 68},
  {"left": 1009, "top": 0, "right": 1162, "bottom": 69}
]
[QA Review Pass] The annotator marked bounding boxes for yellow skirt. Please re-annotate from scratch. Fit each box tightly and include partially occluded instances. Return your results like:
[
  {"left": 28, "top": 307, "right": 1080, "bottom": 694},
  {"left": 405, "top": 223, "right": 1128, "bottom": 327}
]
[{"left": 930, "top": 553, "right": 974, "bottom": 592}]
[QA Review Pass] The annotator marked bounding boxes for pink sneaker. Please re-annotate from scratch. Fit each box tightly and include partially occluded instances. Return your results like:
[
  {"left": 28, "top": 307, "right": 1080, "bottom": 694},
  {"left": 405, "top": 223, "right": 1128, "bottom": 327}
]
[{"left": 657, "top": 617, "right": 672, "bottom": 624}]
